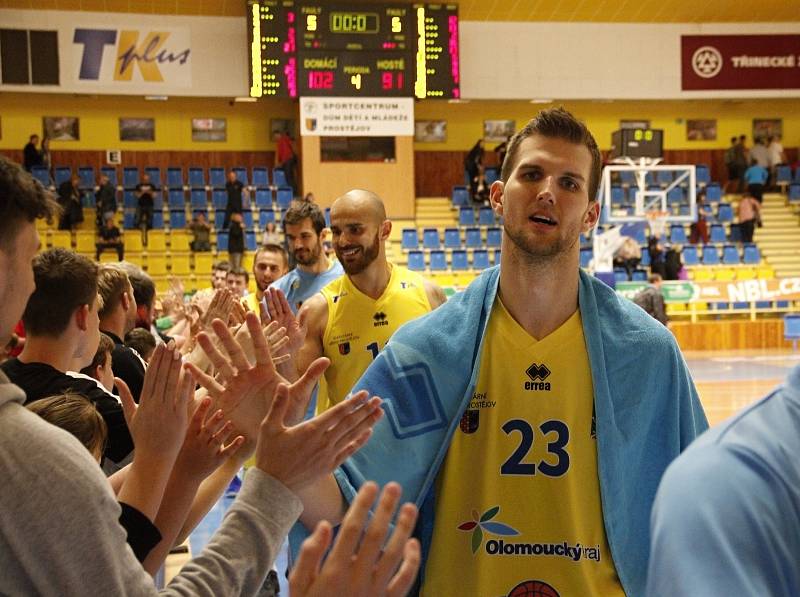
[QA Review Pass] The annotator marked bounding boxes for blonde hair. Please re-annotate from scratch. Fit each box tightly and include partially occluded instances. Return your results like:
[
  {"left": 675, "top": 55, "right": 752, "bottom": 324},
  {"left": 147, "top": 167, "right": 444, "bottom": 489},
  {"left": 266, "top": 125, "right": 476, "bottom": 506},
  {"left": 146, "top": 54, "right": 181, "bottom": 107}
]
[
  {"left": 97, "top": 264, "right": 131, "bottom": 320},
  {"left": 27, "top": 393, "right": 108, "bottom": 461}
]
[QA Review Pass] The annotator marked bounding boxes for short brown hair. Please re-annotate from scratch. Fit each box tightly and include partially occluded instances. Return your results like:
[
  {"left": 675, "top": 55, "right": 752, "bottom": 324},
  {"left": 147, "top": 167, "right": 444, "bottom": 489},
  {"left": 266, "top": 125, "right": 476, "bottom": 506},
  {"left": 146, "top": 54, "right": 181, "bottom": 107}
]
[
  {"left": 97, "top": 264, "right": 131, "bottom": 319},
  {"left": 124, "top": 328, "right": 156, "bottom": 361},
  {"left": 0, "top": 156, "right": 59, "bottom": 253},
  {"left": 27, "top": 393, "right": 108, "bottom": 460},
  {"left": 255, "top": 243, "right": 288, "bottom": 271},
  {"left": 501, "top": 107, "right": 602, "bottom": 203},
  {"left": 79, "top": 333, "right": 115, "bottom": 378},
  {"left": 213, "top": 260, "right": 231, "bottom": 274},
  {"left": 22, "top": 248, "right": 98, "bottom": 337},
  {"left": 284, "top": 200, "right": 326, "bottom": 235},
  {"left": 227, "top": 266, "right": 249, "bottom": 284}
]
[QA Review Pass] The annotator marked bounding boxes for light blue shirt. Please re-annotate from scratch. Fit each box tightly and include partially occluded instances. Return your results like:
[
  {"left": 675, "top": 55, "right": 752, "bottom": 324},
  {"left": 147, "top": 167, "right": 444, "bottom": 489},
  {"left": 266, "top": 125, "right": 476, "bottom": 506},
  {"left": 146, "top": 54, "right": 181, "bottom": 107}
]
[
  {"left": 267, "top": 259, "right": 344, "bottom": 314},
  {"left": 648, "top": 365, "right": 800, "bottom": 596}
]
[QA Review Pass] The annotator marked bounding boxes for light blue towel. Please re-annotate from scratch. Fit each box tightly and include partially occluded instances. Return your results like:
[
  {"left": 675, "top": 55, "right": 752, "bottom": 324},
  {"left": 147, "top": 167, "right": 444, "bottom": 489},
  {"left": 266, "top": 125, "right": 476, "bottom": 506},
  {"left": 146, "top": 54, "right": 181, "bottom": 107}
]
[{"left": 292, "top": 266, "right": 707, "bottom": 596}]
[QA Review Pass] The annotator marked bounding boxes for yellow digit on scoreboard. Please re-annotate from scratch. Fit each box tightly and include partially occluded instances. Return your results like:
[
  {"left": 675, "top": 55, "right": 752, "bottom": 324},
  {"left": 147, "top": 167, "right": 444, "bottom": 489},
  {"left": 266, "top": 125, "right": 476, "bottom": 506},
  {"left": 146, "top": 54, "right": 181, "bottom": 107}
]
[
  {"left": 350, "top": 74, "right": 362, "bottom": 89},
  {"left": 307, "top": 14, "right": 317, "bottom": 31},
  {"left": 392, "top": 16, "right": 402, "bottom": 33}
]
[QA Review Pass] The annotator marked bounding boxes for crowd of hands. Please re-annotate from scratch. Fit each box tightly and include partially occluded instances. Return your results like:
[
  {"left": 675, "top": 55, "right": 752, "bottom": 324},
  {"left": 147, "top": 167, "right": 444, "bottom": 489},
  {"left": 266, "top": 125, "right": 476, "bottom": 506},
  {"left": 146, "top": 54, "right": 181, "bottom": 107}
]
[{"left": 119, "top": 285, "right": 420, "bottom": 596}]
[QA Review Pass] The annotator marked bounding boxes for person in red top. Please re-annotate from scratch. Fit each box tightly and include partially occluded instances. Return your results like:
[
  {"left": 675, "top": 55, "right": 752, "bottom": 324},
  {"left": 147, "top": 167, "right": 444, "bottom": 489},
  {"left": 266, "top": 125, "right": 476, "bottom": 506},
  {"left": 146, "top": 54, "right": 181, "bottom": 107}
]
[{"left": 275, "top": 130, "right": 297, "bottom": 194}]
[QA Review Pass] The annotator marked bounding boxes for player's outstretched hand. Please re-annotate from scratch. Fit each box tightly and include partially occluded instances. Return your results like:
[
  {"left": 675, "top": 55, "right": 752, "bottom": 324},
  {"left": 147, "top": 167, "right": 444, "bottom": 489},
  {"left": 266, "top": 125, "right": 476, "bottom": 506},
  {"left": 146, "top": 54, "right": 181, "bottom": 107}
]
[
  {"left": 289, "top": 482, "right": 420, "bottom": 597},
  {"left": 174, "top": 397, "right": 244, "bottom": 481},
  {"left": 265, "top": 286, "right": 307, "bottom": 357},
  {"left": 256, "top": 384, "right": 383, "bottom": 493}
]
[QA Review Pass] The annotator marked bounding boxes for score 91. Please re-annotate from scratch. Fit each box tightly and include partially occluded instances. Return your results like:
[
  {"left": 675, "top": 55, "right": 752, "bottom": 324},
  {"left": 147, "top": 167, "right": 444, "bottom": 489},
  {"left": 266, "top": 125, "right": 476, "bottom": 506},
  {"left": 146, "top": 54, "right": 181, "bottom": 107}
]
[{"left": 381, "top": 71, "right": 404, "bottom": 90}]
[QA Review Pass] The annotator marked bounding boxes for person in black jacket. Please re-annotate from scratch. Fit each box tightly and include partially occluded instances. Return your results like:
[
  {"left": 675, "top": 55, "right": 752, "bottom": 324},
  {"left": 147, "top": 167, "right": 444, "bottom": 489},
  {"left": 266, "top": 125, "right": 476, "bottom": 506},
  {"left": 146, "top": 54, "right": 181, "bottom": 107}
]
[
  {"left": 57, "top": 175, "right": 84, "bottom": 230},
  {"left": 95, "top": 173, "right": 117, "bottom": 227},
  {"left": 223, "top": 170, "right": 244, "bottom": 228},
  {"left": 22, "top": 135, "right": 42, "bottom": 172},
  {"left": 228, "top": 212, "right": 245, "bottom": 269},
  {"left": 464, "top": 139, "right": 484, "bottom": 200}
]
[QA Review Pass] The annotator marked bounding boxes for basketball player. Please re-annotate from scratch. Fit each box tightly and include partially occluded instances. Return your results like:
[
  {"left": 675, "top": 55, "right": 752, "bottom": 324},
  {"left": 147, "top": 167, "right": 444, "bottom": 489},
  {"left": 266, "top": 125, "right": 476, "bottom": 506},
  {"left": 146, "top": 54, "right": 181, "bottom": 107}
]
[
  {"left": 290, "top": 109, "right": 708, "bottom": 597},
  {"left": 270, "top": 189, "right": 446, "bottom": 413}
]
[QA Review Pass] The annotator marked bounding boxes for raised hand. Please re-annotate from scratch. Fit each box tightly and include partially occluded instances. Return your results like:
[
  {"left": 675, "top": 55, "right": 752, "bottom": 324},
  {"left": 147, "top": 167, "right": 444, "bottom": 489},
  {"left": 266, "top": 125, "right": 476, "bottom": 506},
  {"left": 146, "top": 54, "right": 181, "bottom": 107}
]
[
  {"left": 289, "top": 482, "right": 421, "bottom": 597},
  {"left": 265, "top": 286, "right": 307, "bottom": 357},
  {"left": 174, "top": 397, "right": 244, "bottom": 481}
]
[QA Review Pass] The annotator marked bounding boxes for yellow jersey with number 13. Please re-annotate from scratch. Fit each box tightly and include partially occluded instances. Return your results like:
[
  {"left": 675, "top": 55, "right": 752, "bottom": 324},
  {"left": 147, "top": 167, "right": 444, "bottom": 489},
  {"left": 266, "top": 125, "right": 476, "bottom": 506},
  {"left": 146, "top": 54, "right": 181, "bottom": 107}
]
[{"left": 319, "top": 264, "right": 431, "bottom": 412}]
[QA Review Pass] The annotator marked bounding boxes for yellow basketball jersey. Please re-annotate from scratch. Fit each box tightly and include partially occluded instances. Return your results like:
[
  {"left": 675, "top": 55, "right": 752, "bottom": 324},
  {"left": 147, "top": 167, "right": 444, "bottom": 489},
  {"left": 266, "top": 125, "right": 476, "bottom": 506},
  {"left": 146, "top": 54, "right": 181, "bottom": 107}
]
[
  {"left": 319, "top": 265, "right": 431, "bottom": 411},
  {"left": 422, "top": 300, "right": 624, "bottom": 597}
]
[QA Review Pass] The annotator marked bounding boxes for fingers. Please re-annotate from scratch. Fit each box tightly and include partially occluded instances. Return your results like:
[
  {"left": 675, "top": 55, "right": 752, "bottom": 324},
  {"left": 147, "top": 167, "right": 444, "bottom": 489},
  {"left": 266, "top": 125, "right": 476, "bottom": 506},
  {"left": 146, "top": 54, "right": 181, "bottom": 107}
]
[
  {"left": 327, "top": 481, "right": 379, "bottom": 564},
  {"left": 115, "top": 377, "right": 136, "bottom": 426},
  {"left": 212, "top": 318, "right": 251, "bottom": 373},
  {"left": 162, "top": 345, "right": 183, "bottom": 413},
  {"left": 262, "top": 383, "right": 291, "bottom": 432},
  {"left": 291, "top": 357, "right": 330, "bottom": 397},
  {"left": 319, "top": 393, "right": 383, "bottom": 450},
  {"left": 375, "top": 499, "right": 419, "bottom": 590},
  {"left": 190, "top": 397, "right": 213, "bottom": 432},
  {"left": 385, "top": 538, "right": 422, "bottom": 597},
  {"left": 289, "top": 521, "right": 333, "bottom": 596},
  {"left": 269, "top": 335, "right": 289, "bottom": 354},
  {"left": 278, "top": 290, "right": 294, "bottom": 319},
  {"left": 140, "top": 343, "right": 166, "bottom": 405},
  {"left": 219, "top": 435, "right": 245, "bottom": 458},
  {"left": 185, "top": 362, "right": 225, "bottom": 399},
  {"left": 246, "top": 311, "right": 273, "bottom": 369},
  {"left": 197, "top": 331, "right": 236, "bottom": 382},
  {"left": 351, "top": 482, "right": 402, "bottom": 579},
  {"left": 265, "top": 287, "right": 280, "bottom": 321}
]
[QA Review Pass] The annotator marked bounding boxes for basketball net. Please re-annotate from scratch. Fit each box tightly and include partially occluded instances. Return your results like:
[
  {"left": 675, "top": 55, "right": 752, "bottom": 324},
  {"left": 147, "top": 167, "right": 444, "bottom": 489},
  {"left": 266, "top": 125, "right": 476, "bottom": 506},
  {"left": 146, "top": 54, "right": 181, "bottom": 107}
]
[{"left": 646, "top": 210, "right": 670, "bottom": 239}]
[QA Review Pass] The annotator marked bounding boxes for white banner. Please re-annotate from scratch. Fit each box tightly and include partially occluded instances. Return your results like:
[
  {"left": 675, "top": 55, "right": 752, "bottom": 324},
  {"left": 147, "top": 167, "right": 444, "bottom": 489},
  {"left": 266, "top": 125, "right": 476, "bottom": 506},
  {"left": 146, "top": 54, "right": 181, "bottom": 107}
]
[
  {"left": 299, "top": 97, "right": 414, "bottom": 137},
  {"left": 0, "top": 9, "right": 248, "bottom": 97}
]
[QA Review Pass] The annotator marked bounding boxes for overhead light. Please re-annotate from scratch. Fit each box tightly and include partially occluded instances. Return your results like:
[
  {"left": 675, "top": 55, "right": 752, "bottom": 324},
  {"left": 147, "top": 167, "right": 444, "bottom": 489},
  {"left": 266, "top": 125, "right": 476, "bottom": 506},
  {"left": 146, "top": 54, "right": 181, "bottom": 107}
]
[
  {"left": 145, "top": 95, "right": 168, "bottom": 101},
  {"left": 234, "top": 97, "right": 258, "bottom": 102},
  {"left": 530, "top": 99, "right": 552, "bottom": 104}
]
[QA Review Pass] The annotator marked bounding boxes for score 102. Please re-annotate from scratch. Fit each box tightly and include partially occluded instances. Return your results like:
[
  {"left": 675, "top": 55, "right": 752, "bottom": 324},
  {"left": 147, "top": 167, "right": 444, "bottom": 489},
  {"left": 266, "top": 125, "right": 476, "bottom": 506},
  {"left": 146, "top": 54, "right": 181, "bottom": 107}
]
[{"left": 306, "top": 70, "right": 406, "bottom": 90}]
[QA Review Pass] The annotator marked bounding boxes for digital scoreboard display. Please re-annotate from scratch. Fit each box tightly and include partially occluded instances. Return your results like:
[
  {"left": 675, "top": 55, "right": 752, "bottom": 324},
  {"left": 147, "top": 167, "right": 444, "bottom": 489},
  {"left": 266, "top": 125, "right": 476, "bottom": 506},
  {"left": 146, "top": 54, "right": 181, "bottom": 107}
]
[{"left": 248, "top": 1, "right": 459, "bottom": 99}]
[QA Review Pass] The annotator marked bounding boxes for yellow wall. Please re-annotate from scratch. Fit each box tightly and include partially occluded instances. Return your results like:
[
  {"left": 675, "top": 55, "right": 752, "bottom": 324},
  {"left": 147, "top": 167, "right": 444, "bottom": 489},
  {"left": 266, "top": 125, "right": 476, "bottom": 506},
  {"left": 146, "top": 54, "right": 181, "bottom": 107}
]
[
  {"left": 0, "top": 93, "right": 296, "bottom": 151},
  {"left": 414, "top": 98, "right": 800, "bottom": 151}
]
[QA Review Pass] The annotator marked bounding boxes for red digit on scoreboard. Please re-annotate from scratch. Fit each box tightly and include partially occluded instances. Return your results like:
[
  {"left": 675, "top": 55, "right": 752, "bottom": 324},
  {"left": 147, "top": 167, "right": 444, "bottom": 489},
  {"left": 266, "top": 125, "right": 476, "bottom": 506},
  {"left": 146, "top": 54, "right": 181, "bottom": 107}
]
[
  {"left": 308, "top": 71, "right": 334, "bottom": 89},
  {"left": 381, "top": 72, "right": 392, "bottom": 90}
]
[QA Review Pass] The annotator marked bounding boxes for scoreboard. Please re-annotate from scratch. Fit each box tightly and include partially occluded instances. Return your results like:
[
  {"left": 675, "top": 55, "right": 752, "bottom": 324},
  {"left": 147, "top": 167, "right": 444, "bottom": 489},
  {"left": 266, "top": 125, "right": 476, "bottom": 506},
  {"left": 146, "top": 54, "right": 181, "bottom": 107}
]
[{"left": 248, "top": 1, "right": 460, "bottom": 99}]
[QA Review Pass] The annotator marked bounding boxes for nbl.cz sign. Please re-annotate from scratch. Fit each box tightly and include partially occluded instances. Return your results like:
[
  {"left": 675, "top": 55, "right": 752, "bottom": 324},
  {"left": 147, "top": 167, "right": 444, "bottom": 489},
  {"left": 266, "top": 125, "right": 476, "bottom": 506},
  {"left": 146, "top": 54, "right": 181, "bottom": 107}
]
[{"left": 682, "top": 34, "right": 800, "bottom": 91}]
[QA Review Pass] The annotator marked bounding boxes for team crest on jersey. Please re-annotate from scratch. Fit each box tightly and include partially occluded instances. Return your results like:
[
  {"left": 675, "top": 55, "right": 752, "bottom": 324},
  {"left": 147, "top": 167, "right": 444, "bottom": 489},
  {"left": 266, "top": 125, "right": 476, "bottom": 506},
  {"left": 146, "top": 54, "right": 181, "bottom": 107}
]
[
  {"left": 506, "top": 580, "right": 560, "bottom": 597},
  {"left": 460, "top": 409, "right": 479, "bottom": 433},
  {"left": 457, "top": 506, "right": 519, "bottom": 554},
  {"left": 373, "top": 312, "right": 389, "bottom": 327},
  {"left": 338, "top": 342, "right": 350, "bottom": 355},
  {"left": 524, "top": 362, "right": 551, "bottom": 391},
  {"left": 332, "top": 291, "right": 347, "bottom": 303}
]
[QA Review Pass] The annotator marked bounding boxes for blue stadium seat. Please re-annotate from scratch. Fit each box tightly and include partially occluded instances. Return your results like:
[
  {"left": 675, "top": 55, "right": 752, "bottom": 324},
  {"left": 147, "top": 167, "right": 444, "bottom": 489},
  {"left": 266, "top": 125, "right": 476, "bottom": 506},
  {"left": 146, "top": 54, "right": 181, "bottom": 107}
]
[
  {"left": 465, "top": 227, "right": 482, "bottom": 248},
  {"left": 756, "top": 301, "right": 771, "bottom": 309},
  {"left": 695, "top": 165, "right": 711, "bottom": 185},
  {"left": 716, "top": 203, "right": 733, "bottom": 223},
  {"left": 656, "top": 170, "right": 674, "bottom": 186},
  {"left": 610, "top": 185, "right": 625, "bottom": 205},
  {"left": 122, "top": 211, "right": 136, "bottom": 229},
  {"left": 233, "top": 167, "right": 248, "bottom": 186},
  {"left": 580, "top": 247, "right": 593, "bottom": 268},
  {"left": 212, "top": 190, "right": 227, "bottom": 209},
  {"left": 632, "top": 269, "right": 648, "bottom": 281},
  {"left": 733, "top": 302, "right": 749, "bottom": 310},
  {"left": 682, "top": 245, "right": 699, "bottom": 266},
  {"left": 276, "top": 187, "right": 293, "bottom": 209},
  {"left": 444, "top": 228, "right": 461, "bottom": 249},
  {"left": 407, "top": 250, "right": 425, "bottom": 271},
  {"left": 191, "top": 189, "right": 208, "bottom": 209},
  {"left": 78, "top": 166, "right": 95, "bottom": 189},
  {"left": 255, "top": 189, "right": 272, "bottom": 208},
  {"left": 452, "top": 250, "right": 468, "bottom": 271},
  {"left": 472, "top": 249, "right": 490, "bottom": 270},
  {"left": 728, "top": 223, "right": 742, "bottom": 243},
  {"left": 743, "top": 243, "right": 760, "bottom": 264},
  {"left": 209, "top": 168, "right": 225, "bottom": 188},
  {"left": 167, "top": 167, "right": 183, "bottom": 188},
  {"left": 789, "top": 184, "right": 800, "bottom": 203},
  {"left": 31, "top": 166, "right": 51, "bottom": 187},
  {"left": 702, "top": 245, "right": 720, "bottom": 265},
  {"left": 776, "top": 300, "right": 790, "bottom": 308},
  {"left": 252, "top": 167, "right": 270, "bottom": 188},
  {"left": 775, "top": 165, "right": 792, "bottom": 187},
  {"left": 478, "top": 207, "right": 495, "bottom": 226},
  {"left": 123, "top": 191, "right": 137, "bottom": 209},
  {"left": 242, "top": 210, "right": 254, "bottom": 228},
  {"left": 100, "top": 167, "right": 117, "bottom": 187},
  {"left": 705, "top": 183, "right": 722, "bottom": 202},
  {"left": 709, "top": 224, "right": 727, "bottom": 244},
  {"left": 216, "top": 232, "right": 229, "bottom": 252},
  {"left": 152, "top": 211, "right": 164, "bottom": 229},
  {"left": 168, "top": 190, "right": 185, "bottom": 209},
  {"left": 614, "top": 269, "right": 628, "bottom": 283},
  {"left": 272, "top": 168, "right": 287, "bottom": 188},
  {"left": 324, "top": 207, "right": 331, "bottom": 228},
  {"left": 422, "top": 228, "right": 440, "bottom": 250},
  {"left": 669, "top": 224, "right": 687, "bottom": 244},
  {"left": 486, "top": 227, "right": 502, "bottom": 248},
  {"left": 82, "top": 191, "right": 96, "bottom": 208},
  {"left": 245, "top": 232, "right": 257, "bottom": 251},
  {"left": 123, "top": 167, "right": 139, "bottom": 188},
  {"left": 430, "top": 250, "right": 447, "bottom": 271},
  {"left": 484, "top": 167, "right": 499, "bottom": 185},
  {"left": 640, "top": 249, "right": 650, "bottom": 267},
  {"left": 459, "top": 207, "right": 475, "bottom": 227},
  {"left": 54, "top": 166, "right": 72, "bottom": 186},
  {"left": 169, "top": 210, "right": 186, "bottom": 229},
  {"left": 144, "top": 167, "right": 161, "bottom": 187},
  {"left": 259, "top": 209, "right": 276, "bottom": 227},
  {"left": 722, "top": 244, "right": 740, "bottom": 265},
  {"left": 188, "top": 167, "right": 205, "bottom": 188},
  {"left": 666, "top": 187, "right": 684, "bottom": 204},
  {"left": 214, "top": 211, "right": 225, "bottom": 230},
  {"left": 619, "top": 171, "right": 635, "bottom": 186},
  {"left": 452, "top": 186, "right": 470, "bottom": 207},
  {"left": 493, "top": 250, "right": 501, "bottom": 265}
]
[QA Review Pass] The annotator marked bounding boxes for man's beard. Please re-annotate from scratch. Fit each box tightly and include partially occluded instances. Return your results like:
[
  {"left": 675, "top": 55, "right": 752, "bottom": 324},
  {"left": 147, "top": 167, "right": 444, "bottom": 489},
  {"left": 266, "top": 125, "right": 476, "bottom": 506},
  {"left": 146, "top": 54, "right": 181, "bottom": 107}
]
[
  {"left": 293, "top": 241, "right": 322, "bottom": 267},
  {"left": 502, "top": 219, "right": 580, "bottom": 263},
  {"left": 336, "top": 232, "right": 380, "bottom": 275}
]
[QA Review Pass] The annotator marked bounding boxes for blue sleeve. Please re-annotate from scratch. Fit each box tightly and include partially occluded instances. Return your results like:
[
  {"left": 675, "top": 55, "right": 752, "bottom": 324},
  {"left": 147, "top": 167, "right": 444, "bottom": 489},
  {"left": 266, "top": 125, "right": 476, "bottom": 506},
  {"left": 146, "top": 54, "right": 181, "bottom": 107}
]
[{"left": 647, "top": 446, "right": 798, "bottom": 596}]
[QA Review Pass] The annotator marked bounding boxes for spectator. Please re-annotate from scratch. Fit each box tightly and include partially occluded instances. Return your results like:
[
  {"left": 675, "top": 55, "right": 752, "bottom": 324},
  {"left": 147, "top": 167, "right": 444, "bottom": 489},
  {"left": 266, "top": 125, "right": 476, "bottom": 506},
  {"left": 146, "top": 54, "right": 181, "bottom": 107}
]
[
  {"left": 228, "top": 212, "right": 245, "bottom": 269},
  {"left": 738, "top": 193, "right": 761, "bottom": 244},
  {"left": 243, "top": 244, "right": 288, "bottom": 313},
  {"left": 275, "top": 129, "right": 298, "bottom": 193},
  {"left": 57, "top": 175, "right": 84, "bottom": 231},
  {"left": 767, "top": 134, "right": 786, "bottom": 181},
  {"left": 633, "top": 273, "right": 669, "bottom": 326},
  {"left": 744, "top": 159, "right": 768, "bottom": 203},
  {"left": 117, "top": 262, "right": 164, "bottom": 344},
  {"left": 689, "top": 192, "right": 710, "bottom": 245},
  {"left": 733, "top": 135, "right": 749, "bottom": 193},
  {"left": 648, "top": 234, "right": 666, "bottom": 278},
  {"left": 261, "top": 221, "right": 282, "bottom": 246},
  {"left": 226, "top": 266, "right": 249, "bottom": 298},
  {"left": 749, "top": 136, "right": 770, "bottom": 170},
  {"left": 22, "top": 134, "right": 42, "bottom": 172},
  {"left": 77, "top": 332, "right": 116, "bottom": 393},
  {"left": 95, "top": 173, "right": 117, "bottom": 227},
  {"left": 27, "top": 393, "right": 107, "bottom": 463},
  {"left": 613, "top": 236, "right": 641, "bottom": 280},
  {"left": 40, "top": 135, "right": 51, "bottom": 173},
  {"left": 134, "top": 172, "right": 157, "bottom": 245},
  {"left": 464, "top": 139, "right": 484, "bottom": 200},
  {"left": 223, "top": 170, "right": 244, "bottom": 228},
  {"left": 211, "top": 260, "right": 231, "bottom": 290},
  {"left": 189, "top": 212, "right": 212, "bottom": 252},
  {"left": 723, "top": 137, "right": 739, "bottom": 193},
  {"left": 95, "top": 216, "right": 124, "bottom": 261},
  {"left": 124, "top": 327, "right": 157, "bottom": 364},
  {"left": 664, "top": 245, "right": 682, "bottom": 281}
]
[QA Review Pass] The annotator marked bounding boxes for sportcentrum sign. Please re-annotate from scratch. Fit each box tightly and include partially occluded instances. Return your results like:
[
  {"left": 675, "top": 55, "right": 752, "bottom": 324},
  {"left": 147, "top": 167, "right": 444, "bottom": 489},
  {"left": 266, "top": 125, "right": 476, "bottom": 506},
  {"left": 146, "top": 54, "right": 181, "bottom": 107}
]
[
  {"left": 681, "top": 34, "right": 800, "bottom": 91},
  {"left": 617, "top": 278, "right": 800, "bottom": 303}
]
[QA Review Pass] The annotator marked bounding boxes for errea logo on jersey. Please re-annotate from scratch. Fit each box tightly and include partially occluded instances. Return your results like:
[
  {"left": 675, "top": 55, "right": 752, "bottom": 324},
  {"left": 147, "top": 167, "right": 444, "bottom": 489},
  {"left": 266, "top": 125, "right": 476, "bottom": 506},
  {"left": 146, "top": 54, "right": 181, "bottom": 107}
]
[
  {"left": 373, "top": 312, "right": 389, "bottom": 327},
  {"left": 524, "top": 363, "right": 551, "bottom": 391}
]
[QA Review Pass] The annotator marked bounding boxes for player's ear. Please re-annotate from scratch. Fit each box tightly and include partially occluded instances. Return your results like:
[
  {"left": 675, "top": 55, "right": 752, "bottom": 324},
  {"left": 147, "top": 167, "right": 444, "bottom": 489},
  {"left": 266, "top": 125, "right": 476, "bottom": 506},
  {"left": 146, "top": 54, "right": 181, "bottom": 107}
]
[
  {"left": 380, "top": 219, "right": 392, "bottom": 240},
  {"left": 583, "top": 200, "right": 600, "bottom": 232},
  {"left": 490, "top": 180, "right": 505, "bottom": 216}
]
